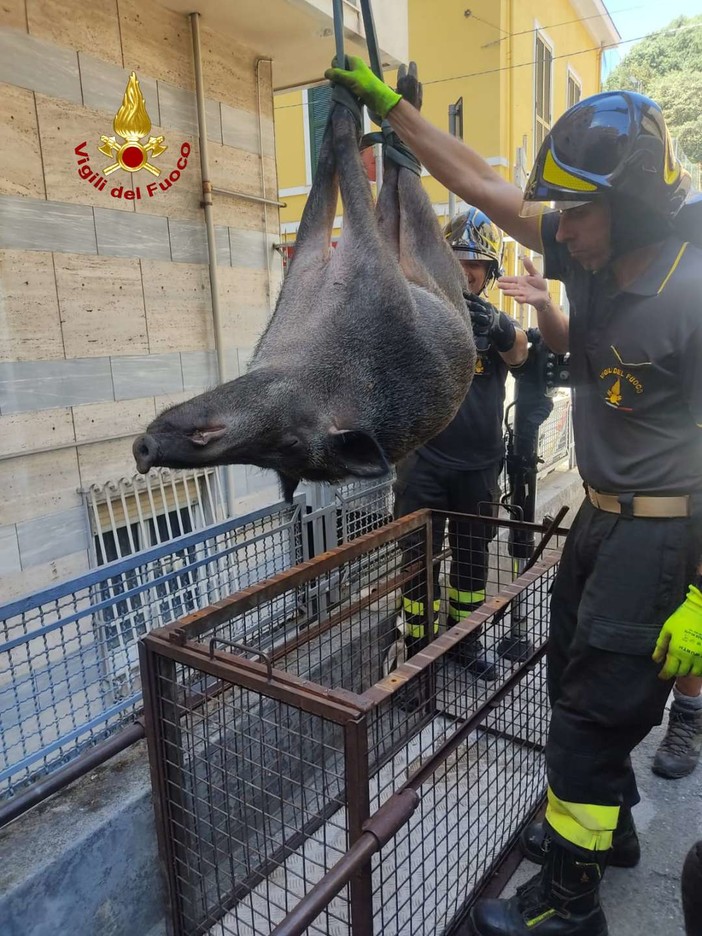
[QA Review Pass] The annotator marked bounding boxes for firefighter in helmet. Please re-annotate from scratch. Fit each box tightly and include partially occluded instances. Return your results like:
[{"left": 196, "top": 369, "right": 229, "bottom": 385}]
[
  {"left": 328, "top": 58, "right": 702, "bottom": 936},
  {"left": 389, "top": 207, "right": 528, "bottom": 680}
]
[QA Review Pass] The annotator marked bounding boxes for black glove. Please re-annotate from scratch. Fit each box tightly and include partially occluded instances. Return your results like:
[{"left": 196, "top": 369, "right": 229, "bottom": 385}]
[{"left": 465, "top": 293, "right": 516, "bottom": 353}]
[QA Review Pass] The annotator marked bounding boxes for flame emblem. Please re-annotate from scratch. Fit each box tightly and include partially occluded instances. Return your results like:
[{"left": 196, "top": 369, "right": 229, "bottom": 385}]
[
  {"left": 606, "top": 377, "right": 622, "bottom": 407},
  {"left": 98, "top": 73, "right": 167, "bottom": 176}
]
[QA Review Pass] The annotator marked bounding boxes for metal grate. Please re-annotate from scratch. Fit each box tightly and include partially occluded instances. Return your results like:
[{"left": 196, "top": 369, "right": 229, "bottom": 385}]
[
  {"left": 0, "top": 500, "right": 303, "bottom": 801},
  {"left": 141, "top": 509, "right": 565, "bottom": 935},
  {"left": 537, "top": 392, "right": 572, "bottom": 477}
]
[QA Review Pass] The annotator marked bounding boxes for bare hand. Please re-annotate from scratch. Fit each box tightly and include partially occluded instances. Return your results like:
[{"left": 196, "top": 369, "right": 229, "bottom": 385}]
[{"left": 498, "top": 256, "right": 550, "bottom": 308}]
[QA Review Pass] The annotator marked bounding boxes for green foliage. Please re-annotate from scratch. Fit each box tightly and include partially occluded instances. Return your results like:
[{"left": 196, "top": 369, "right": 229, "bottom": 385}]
[{"left": 605, "top": 15, "right": 702, "bottom": 162}]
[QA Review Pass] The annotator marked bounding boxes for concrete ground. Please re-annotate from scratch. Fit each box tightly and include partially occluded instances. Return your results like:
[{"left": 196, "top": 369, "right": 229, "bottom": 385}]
[{"left": 501, "top": 705, "right": 702, "bottom": 936}]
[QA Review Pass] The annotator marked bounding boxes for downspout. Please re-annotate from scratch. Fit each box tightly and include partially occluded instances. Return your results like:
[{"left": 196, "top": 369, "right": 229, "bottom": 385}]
[
  {"left": 190, "top": 11, "right": 235, "bottom": 515},
  {"left": 256, "top": 57, "right": 275, "bottom": 313}
]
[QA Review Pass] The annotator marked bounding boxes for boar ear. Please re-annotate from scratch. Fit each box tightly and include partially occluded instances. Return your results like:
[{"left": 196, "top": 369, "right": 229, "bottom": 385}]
[
  {"left": 329, "top": 428, "right": 390, "bottom": 478},
  {"left": 189, "top": 427, "right": 227, "bottom": 447}
]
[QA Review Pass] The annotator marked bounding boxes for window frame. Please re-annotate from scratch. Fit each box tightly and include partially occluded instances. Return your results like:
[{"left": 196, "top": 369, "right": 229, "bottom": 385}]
[
  {"left": 533, "top": 25, "right": 554, "bottom": 159},
  {"left": 566, "top": 66, "right": 582, "bottom": 111}
]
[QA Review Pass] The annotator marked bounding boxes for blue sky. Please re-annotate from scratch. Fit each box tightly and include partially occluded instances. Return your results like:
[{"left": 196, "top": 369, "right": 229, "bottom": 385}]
[{"left": 603, "top": 0, "right": 701, "bottom": 76}]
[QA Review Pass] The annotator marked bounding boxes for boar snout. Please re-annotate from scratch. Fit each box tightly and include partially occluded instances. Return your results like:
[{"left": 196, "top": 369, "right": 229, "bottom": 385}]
[{"left": 133, "top": 434, "right": 159, "bottom": 474}]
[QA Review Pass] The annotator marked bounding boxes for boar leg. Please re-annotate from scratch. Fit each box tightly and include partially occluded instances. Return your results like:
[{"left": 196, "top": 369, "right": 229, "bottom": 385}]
[
  {"left": 387, "top": 62, "right": 465, "bottom": 312},
  {"left": 290, "top": 118, "right": 338, "bottom": 267},
  {"left": 396, "top": 168, "right": 466, "bottom": 313},
  {"left": 375, "top": 156, "right": 400, "bottom": 261},
  {"left": 330, "top": 104, "right": 389, "bottom": 258}
]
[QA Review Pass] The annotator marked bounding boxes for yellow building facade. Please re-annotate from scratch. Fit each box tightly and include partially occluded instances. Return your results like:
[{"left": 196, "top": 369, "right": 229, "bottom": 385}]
[{"left": 274, "top": 0, "right": 619, "bottom": 320}]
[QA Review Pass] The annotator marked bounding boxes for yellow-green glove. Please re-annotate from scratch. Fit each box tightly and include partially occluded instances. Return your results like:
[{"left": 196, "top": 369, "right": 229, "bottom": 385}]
[
  {"left": 653, "top": 585, "right": 702, "bottom": 679},
  {"left": 324, "top": 56, "right": 402, "bottom": 119}
]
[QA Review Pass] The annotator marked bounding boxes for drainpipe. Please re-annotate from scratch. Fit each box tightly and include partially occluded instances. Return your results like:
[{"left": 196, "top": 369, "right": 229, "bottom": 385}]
[
  {"left": 190, "top": 11, "right": 235, "bottom": 515},
  {"left": 256, "top": 57, "right": 275, "bottom": 312}
]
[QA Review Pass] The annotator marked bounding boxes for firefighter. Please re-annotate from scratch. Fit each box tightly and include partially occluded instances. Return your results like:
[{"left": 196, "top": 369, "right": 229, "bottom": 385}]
[
  {"left": 501, "top": 261, "right": 702, "bottom": 783},
  {"left": 327, "top": 60, "right": 702, "bottom": 936},
  {"left": 390, "top": 208, "right": 528, "bottom": 680}
]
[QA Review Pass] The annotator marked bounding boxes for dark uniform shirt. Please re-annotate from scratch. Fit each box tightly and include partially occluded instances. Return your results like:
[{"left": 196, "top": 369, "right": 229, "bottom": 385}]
[
  {"left": 541, "top": 213, "right": 702, "bottom": 493},
  {"left": 420, "top": 339, "right": 511, "bottom": 472}
]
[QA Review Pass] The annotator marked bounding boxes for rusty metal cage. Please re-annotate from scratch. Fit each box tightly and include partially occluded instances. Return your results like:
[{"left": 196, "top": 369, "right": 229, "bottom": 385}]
[{"left": 141, "top": 509, "right": 566, "bottom": 935}]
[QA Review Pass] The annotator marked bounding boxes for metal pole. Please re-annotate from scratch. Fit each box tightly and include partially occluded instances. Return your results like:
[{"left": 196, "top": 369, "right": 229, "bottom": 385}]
[
  {"left": 332, "top": 0, "right": 345, "bottom": 66},
  {"left": 190, "top": 11, "right": 236, "bottom": 515},
  {"left": 0, "top": 721, "right": 145, "bottom": 829},
  {"left": 448, "top": 104, "right": 457, "bottom": 220}
]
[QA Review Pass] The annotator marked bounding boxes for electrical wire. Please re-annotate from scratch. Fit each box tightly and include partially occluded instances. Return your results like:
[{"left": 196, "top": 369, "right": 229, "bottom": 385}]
[{"left": 273, "top": 20, "right": 702, "bottom": 109}]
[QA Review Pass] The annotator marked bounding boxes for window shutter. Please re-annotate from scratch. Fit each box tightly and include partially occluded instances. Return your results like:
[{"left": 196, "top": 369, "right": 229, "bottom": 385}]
[{"left": 308, "top": 85, "right": 333, "bottom": 179}]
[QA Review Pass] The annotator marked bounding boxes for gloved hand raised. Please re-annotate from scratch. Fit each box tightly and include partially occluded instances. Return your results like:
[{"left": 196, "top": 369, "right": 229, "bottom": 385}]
[
  {"left": 325, "top": 56, "right": 402, "bottom": 120},
  {"left": 465, "top": 294, "right": 516, "bottom": 353},
  {"left": 653, "top": 585, "right": 702, "bottom": 680}
]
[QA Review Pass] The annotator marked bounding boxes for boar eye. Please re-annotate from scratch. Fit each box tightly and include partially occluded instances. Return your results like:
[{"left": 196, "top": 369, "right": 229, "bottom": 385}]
[{"left": 279, "top": 437, "right": 302, "bottom": 452}]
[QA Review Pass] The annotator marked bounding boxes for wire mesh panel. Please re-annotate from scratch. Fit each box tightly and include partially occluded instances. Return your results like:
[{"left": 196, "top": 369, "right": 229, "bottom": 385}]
[
  {"left": 537, "top": 392, "right": 572, "bottom": 477},
  {"left": 142, "top": 510, "right": 565, "bottom": 936},
  {"left": 0, "top": 500, "right": 303, "bottom": 800},
  {"left": 142, "top": 645, "right": 354, "bottom": 936},
  {"left": 366, "top": 567, "right": 556, "bottom": 936}
]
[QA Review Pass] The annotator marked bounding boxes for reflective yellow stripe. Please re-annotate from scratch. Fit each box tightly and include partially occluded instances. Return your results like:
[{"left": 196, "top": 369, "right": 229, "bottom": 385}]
[
  {"left": 657, "top": 242, "right": 688, "bottom": 294},
  {"left": 402, "top": 597, "right": 440, "bottom": 616},
  {"left": 448, "top": 606, "right": 471, "bottom": 621},
  {"left": 447, "top": 587, "right": 486, "bottom": 604},
  {"left": 545, "top": 788, "right": 619, "bottom": 852},
  {"left": 526, "top": 909, "right": 558, "bottom": 928},
  {"left": 405, "top": 619, "right": 440, "bottom": 638}
]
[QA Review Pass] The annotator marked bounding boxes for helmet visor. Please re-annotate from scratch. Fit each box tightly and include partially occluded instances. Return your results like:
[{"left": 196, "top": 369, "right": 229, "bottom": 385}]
[{"left": 519, "top": 197, "right": 592, "bottom": 219}]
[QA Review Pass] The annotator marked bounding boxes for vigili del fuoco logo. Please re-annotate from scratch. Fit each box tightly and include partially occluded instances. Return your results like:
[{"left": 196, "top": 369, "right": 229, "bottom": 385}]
[{"left": 74, "top": 72, "right": 191, "bottom": 201}]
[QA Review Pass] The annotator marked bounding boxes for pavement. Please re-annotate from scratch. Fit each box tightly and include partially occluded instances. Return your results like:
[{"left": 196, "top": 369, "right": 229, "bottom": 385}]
[{"left": 501, "top": 702, "right": 702, "bottom": 936}]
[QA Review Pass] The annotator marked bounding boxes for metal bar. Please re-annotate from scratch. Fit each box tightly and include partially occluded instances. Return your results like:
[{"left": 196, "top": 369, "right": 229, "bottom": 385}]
[
  {"left": 0, "top": 500, "right": 299, "bottom": 624},
  {"left": 345, "top": 717, "right": 373, "bottom": 935},
  {"left": 138, "top": 640, "right": 185, "bottom": 936},
  {"left": 0, "top": 720, "right": 144, "bottom": 829},
  {"left": 144, "top": 633, "right": 367, "bottom": 722},
  {"left": 362, "top": 552, "right": 559, "bottom": 705},
  {"left": 191, "top": 795, "right": 347, "bottom": 936},
  {"left": 270, "top": 789, "right": 419, "bottom": 936},
  {"left": 268, "top": 560, "right": 423, "bottom": 664},
  {"left": 0, "top": 693, "right": 143, "bottom": 783},
  {"left": 159, "top": 511, "right": 430, "bottom": 644},
  {"left": 447, "top": 797, "right": 547, "bottom": 935},
  {"left": 332, "top": 0, "right": 345, "bottom": 66},
  {"left": 404, "top": 642, "right": 548, "bottom": 794},
  {"left": 208, "top": 637, "right": 273, "bottom": 679},
  {"left": 211, "top": 185, "right": 286, "bottom": 208},
  {"left": 359, "top": 0, "right": 383, "bottom": 80}
]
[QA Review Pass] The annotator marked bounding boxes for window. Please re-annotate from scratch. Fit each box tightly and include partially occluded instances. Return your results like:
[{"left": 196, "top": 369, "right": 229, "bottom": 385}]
[
  {"left": 534, "top": 33, "right": 553, "bottom": 155},
  {"left": 307, "top": 85, "right": 333, "bottom": 179},
  {"left": 95, "top": 507, "right": 198, "bottom": 652},
  {"left": 567, "top": 72, "right": 582, "bottom": 110}
]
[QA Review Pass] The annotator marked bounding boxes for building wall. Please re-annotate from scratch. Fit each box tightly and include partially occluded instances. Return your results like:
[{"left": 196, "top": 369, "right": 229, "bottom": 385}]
[
  {"left": 274, "top": 0, "right": 608, "bottom": 315},
  {"left": 0, "top": 1, "right": 284, "bottom": 601}
]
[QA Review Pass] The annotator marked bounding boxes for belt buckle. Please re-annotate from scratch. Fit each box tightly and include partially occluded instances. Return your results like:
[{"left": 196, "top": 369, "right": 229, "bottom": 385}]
[{"left": 617, "top": 492, "right": 635, "bottom": 519}]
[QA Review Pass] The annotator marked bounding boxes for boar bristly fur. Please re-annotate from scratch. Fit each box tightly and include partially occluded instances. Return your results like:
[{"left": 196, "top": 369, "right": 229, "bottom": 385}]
[{"left": 133, "top": 64, "right": 475, "bottom": 500}]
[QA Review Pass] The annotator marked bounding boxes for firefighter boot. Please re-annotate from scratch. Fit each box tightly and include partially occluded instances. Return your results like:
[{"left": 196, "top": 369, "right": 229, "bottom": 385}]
[
  {"left": 447, "top": 603, "right": 498, "bottom": 681},
  {"left": 448, "top": 633, "right": 498, "bottom": 680},
  {"left": 520, "top": 809, "right": 640, "bottom": 868},
  {"left": 469, "top": 839, "right": 608, "bottom": 936},
  {"left": 496, "top": 631, "right": 534, "bottom": 663},
  {"left": 652, "top": 697, "right": 702, "bottom": 779}
]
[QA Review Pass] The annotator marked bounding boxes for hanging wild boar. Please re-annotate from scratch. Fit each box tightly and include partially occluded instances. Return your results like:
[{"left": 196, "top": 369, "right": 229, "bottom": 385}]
[{"left": 132, "top": 64, "right": 475, "bottom": 500}]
